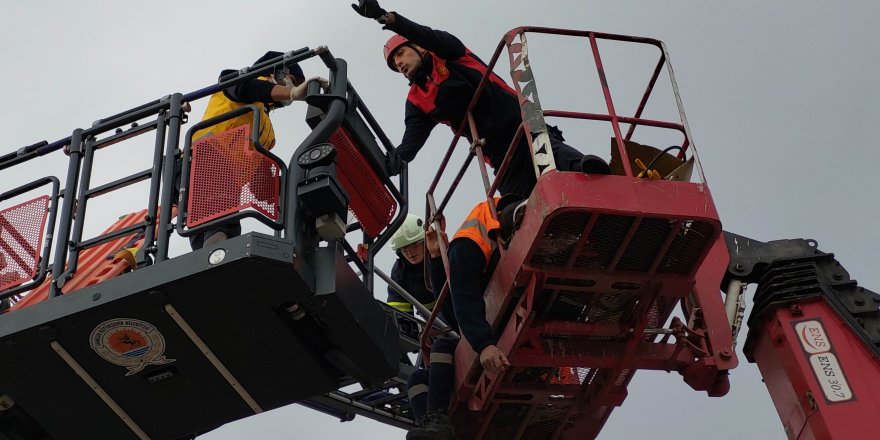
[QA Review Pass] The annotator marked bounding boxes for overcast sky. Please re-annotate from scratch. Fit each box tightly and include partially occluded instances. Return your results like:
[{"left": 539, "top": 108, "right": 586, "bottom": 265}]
[{"left": 2, "top": 1, "right": 879, "bottom": 439}]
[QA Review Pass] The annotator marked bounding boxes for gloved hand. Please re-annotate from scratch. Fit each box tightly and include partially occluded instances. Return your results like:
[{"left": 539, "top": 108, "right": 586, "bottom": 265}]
[
  {"left": 289, "top": 76, "right": 330, "bottom": 102},
  {"left": 385, "top": 151, "right": 402, "bottom": 176},
  {"left": 351, "top": 0, "right": 387, "bottom": 21}
]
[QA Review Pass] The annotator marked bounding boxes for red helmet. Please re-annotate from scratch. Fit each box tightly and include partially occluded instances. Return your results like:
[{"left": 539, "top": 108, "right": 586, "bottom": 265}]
[{"left": 383, "top": 34, "right": 410, "bottom": 72}]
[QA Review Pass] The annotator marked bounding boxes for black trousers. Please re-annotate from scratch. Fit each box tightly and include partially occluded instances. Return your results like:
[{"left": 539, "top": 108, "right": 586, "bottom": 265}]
[
  {"left": 407, "top": 335, "right": 459, "bottom": 419},
  {"left": 496, "top": 125, "right": 585, "bottom": 197}
]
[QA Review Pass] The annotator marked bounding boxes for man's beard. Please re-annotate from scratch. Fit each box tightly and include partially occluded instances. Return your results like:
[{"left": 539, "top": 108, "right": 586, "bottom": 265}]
[{"left": 408, "top": 55, "right": 430, "bottom": 87}]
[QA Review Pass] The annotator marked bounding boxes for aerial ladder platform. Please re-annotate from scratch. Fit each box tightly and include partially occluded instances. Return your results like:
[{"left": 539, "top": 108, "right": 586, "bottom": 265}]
[
  {"left": 5, "top": 25, "right": 876, "bottom": 440},
  {"left": 724, "top": 233, "right": 880, "bottom": 439},
  {"left": 417, "top": 27, "right": 737, "bottom": 439},
  {"left": 0, "top": 48, "right": 413, "bottom": 439}
]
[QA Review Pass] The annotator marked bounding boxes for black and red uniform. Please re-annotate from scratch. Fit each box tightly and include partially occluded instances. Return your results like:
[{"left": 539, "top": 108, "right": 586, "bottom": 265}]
[{"left": 386, "top": 14, "right": 585, "bottom": 197}]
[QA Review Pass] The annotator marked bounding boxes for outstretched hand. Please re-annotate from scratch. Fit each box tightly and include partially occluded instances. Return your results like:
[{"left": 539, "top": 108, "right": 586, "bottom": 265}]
[
  {"left": 351, "top": 0, "right": 386, "bottom": 21},
  {"left": 289, "top": 76, "right": 330, "bottom": 101},
  {"left": 385, "top": 151, "right": 402, "bottom": 176}
]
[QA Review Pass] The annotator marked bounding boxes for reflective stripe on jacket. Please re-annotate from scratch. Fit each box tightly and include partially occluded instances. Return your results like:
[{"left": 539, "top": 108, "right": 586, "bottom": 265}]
[
  {"left": 387, "top": 299, "right": 437, "bottom": 315},
  {"left": 387, "top": 257, "right": 438, "bottom": 316},
  {"left": 451, "top": 198, "right": 500, "bottom": 262}
]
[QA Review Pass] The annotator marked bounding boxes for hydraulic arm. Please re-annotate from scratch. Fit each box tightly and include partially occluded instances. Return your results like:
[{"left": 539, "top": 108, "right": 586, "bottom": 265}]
[{"left": 724, "top": 232, "right": 880, "bottom": 440}]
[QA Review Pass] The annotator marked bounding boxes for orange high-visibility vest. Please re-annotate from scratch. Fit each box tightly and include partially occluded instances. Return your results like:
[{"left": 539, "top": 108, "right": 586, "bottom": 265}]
[
  {"left": 451, "top": 199, "right": 500, "bottom": 262},
  {"left": 549, "top": 367, "right": 581, "bottom": 385}
]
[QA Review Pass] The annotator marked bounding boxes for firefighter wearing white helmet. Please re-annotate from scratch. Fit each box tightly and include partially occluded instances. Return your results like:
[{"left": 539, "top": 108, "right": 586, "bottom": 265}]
[
  {"left": 387, "top": 214, "right": 434, "bottom": 315},
  {"left": 391, "top": 214, "right": 426, "bottom": 253}
]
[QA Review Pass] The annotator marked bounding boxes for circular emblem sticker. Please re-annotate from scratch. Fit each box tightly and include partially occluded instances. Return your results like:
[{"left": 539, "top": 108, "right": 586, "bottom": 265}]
[{"left": 90, "top": 318, "right": 175, "bottom": 376}]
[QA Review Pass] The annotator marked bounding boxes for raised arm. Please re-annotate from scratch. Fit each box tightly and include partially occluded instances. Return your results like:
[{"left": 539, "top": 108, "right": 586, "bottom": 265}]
[
  {"left": 382, "top": 13, "right": 466, "bottom": 61},
  {"left": 352, "top": 0, "right": 466, "bottom": 60}
]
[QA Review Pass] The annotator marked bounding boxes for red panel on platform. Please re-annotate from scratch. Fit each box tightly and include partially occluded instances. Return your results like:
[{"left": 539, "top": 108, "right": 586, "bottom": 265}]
[
  {"left": 331, "top": 128, "right": 396, "bottom": 238},
  {"left": 187, "top": 124, "right": 280, "bottom": 228},
  {"left": 0, "top": 195, "right": 50, "bottom": 292}
]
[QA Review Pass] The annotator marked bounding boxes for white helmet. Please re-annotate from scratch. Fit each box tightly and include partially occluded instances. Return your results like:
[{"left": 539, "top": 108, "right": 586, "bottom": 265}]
[{"left": 390, "top": 214, "right": 425, "bottom": 251}]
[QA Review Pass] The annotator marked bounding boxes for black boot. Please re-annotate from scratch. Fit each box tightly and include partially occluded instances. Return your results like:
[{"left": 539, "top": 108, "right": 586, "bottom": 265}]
[
  {"left": 579, "top": 154, "right": 612, "bottom": 175},
  {"left": 406, "top": 410, "right": 458, "bottom": 440},
  {"left": 498, "top": 199, "right": 528, "bottom": 247}
]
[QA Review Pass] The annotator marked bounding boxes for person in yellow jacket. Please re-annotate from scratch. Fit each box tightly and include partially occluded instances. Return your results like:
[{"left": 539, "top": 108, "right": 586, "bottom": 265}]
[{"left": 185, "top": 51, "right": 327, "bottom": 250}]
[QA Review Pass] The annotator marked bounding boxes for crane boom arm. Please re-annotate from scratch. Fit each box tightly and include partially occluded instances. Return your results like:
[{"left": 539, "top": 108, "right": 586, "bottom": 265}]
[{"left": 724, "top": 232, "right": 880, "bottom": 439}]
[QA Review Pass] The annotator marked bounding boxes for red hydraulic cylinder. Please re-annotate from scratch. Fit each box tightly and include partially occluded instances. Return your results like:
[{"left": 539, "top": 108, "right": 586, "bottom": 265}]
[{"left": 746, "top": 298, "right": 880, "bottom": 440}]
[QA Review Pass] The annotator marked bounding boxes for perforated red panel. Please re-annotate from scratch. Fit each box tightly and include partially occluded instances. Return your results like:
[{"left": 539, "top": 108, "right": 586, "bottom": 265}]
[
  {"left": 0, "top": 195, "right": 50, "bottom": 292},
  {"left": 529, "top": 211, "right": 714, "bottom": 276},
  {"left": 187, "top": 124, "right": 280, "bottom": 228},
  {"left": 331, "top": 128, "right": 397, "bottom": 237}
]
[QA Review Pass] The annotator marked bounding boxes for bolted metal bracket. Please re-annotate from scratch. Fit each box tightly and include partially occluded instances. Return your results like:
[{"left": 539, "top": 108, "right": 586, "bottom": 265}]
[{"left": 723, "top": 232, "right": 823, "bottom": 283}]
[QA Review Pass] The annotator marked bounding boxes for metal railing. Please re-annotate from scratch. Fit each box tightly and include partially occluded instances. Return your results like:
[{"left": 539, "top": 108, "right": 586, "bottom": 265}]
[
  {"left": 0, "top": 177, "right": 59, "bottom": 300},
  {"left": 0, "top": 47, "right": 406, "bottom": 311},
  {"left": 420, "top": 27, "right": 704, "bottom": 352}
]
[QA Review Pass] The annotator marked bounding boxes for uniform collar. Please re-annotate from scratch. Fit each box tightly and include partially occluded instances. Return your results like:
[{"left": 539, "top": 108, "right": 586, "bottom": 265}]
[{"left": 410, "top": 53, "right": 433, "bottom": 89}]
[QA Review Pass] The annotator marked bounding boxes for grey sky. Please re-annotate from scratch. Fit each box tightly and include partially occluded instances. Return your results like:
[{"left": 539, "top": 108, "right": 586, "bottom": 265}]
[{"left": 2, "top": 1, "right": 879, "bottom": 439}]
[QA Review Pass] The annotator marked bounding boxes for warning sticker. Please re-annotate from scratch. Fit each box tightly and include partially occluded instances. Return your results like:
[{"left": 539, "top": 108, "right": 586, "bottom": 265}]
[{"left": 793, "top": 319, "right": 855, "bottom": 404}]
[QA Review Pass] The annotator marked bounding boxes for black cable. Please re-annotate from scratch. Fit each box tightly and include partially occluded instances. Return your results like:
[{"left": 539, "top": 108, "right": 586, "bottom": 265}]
[{"left": 644, "top": 145, "right": 686, "bottom": 173}]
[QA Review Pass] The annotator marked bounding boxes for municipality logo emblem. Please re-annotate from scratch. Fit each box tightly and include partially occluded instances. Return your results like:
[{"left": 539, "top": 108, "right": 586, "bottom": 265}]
[{"left": 90, "top": 318, "right": 175, "bottom": 376}]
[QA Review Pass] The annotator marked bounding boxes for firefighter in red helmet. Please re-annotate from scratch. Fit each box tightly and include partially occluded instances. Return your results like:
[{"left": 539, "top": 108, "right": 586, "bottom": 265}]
[{"left": 352, "top": 0, "right": 610, "bottom": 198}]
